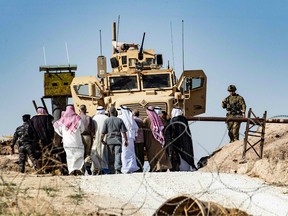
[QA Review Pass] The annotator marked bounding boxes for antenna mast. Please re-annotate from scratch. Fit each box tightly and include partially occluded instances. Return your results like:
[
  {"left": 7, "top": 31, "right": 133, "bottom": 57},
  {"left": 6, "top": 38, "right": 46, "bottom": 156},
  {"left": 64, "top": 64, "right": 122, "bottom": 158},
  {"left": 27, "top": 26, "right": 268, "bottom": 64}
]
[
  {"left": 116, "top": 15, "right": 120, "bottom": 47},
  {"left": 43, "top": 46, "right": 47, "bottom": 65},
  {"left": 65, "top": 42, "right": 70, "bottom": 64},
  {"left": 182, "top": 20, "right": 185, "bottom": 71},
  {"left": 99, "top": 30, "right": 103, "bottom": 56},
  {"left": 170, "top": 21, "right": 175, "bottom": 70}
]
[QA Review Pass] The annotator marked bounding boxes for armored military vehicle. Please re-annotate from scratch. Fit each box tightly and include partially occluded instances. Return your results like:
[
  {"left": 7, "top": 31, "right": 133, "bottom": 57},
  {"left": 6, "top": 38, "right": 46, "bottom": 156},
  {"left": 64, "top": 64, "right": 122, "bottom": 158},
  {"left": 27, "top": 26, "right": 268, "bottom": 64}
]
[{"left": 70, "top": 22, "right": 207, "bottom": 117}]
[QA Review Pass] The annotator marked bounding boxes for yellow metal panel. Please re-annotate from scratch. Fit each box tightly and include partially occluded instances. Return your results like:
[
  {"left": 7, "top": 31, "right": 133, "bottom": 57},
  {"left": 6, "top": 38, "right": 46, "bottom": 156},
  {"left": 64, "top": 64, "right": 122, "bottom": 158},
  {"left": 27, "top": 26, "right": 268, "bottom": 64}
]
[{"left": 44, "top": 72, "right": 75, "bottom": 97}]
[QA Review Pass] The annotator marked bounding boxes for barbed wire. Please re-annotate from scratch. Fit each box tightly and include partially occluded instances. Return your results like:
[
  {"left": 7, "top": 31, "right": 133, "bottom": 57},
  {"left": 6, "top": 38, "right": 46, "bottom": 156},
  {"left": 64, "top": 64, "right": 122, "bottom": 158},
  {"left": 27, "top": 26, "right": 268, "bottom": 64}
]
[{"left": 1, "top": 117, "right": 288, "bottom": 215}]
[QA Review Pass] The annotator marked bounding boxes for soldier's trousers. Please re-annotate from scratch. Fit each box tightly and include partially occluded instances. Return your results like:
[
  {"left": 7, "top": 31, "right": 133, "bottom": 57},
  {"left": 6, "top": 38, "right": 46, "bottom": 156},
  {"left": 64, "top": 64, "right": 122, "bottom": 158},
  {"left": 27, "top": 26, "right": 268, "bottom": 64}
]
[
  {"left": 19, "top": 144, "right": 37, "bottom": 173},
  {"left": 227, "top": 121, "right": 241, "bottom": 142}
]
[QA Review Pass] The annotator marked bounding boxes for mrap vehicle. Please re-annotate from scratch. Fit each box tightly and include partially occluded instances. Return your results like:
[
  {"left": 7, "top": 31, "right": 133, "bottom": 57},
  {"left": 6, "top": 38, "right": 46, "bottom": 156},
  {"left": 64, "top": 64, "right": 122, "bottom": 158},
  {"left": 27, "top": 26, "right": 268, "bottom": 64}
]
[{"left": 70, "top": 21, "right": 207, "bottom": 117}]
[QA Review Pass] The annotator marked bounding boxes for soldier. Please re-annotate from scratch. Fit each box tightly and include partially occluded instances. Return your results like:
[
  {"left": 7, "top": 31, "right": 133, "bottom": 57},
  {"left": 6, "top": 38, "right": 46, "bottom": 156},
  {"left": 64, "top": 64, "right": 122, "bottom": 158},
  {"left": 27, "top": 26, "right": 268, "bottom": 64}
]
[
  {"left": 222, "top": 85, "right": 246, "bottom": 143},
  {"left": 11, "top": 114, "right": 39, "bottom": 173}
]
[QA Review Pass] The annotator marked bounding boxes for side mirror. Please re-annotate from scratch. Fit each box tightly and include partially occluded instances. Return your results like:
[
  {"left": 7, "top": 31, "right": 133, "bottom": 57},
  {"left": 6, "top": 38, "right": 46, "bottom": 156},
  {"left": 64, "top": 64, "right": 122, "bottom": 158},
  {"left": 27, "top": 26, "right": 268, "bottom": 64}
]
[
  {"left": 110, "top": 57, "right": 119, "bottom": 68},
  {"left": 155, "top": 54, "right": 163, "bottom": 66}
]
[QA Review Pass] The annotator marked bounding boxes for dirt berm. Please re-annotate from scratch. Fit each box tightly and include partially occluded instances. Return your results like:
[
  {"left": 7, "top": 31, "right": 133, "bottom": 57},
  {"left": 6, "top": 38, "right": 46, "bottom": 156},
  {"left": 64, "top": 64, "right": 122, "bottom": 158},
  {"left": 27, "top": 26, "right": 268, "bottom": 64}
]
[{"left": 0, "top": 123, "right": 287, "bottom": 215}]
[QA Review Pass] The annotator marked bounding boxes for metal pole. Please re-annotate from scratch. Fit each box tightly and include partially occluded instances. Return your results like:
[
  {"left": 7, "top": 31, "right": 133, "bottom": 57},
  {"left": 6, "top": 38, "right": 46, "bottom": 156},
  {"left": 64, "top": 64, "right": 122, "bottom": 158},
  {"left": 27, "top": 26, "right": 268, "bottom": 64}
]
[
  {"left": 242, "top": 108, "right": 252, "bottom": 159},
  {"left": 260, "top": 111, "right": 267, "bottom": 158},
  {"left": 187, "top": 110, "right": 288, "bottom": 159},
  {"left": 186, "top": 116, "right": 288, "bottom": 124}
]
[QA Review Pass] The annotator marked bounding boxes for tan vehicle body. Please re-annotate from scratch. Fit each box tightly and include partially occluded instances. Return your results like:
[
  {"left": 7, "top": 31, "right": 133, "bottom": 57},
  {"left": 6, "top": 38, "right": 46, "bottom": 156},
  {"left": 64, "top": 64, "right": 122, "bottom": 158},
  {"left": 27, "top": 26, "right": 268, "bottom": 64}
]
[{"left": 71, "top": 22, "right": 207, "bottom": 117}]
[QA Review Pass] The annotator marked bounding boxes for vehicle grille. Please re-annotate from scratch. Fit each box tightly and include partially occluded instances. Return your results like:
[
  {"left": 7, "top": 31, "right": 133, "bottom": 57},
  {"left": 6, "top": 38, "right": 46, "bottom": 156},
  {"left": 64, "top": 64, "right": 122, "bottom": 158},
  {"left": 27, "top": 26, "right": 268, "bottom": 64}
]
[{"left": 123, "top": 102, "right": 167, "bottom": 118}]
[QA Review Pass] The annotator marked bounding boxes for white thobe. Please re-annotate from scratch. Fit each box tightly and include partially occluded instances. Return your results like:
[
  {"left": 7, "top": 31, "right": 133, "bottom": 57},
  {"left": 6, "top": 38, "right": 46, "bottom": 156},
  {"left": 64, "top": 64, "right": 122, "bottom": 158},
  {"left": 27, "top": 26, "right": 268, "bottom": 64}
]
[
  {"left": 118, "top": 112, "right": 139, "bottom": 174},
  {"left": 121, "top": 135, "right": 140, "bottom": 173},
  {"left": 91, "top": 114, "right": 109, "bottom": 171},
  {"left": 179, "top": 156, "right": 197, "bottom": 171},
  {"left": 54, "top": 121, "right": 85, "bottom": 174}
]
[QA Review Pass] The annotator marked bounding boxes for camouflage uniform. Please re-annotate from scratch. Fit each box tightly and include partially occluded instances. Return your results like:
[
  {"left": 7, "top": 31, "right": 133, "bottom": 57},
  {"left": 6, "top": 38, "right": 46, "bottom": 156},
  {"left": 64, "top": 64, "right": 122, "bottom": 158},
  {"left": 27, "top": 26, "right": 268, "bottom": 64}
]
[
  {"left": 11, "top": 122, "right": 38, "bottom": 173},
  {"left": 222, "top": 87, "right": 246, "bottom": 142}
]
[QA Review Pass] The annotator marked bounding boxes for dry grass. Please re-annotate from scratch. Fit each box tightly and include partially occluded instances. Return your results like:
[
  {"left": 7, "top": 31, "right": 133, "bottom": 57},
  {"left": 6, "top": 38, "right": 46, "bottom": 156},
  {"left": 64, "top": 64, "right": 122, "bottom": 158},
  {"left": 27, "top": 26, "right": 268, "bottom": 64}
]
[{"left": 1, "top": 123, "right": 288, "bottom": 215}]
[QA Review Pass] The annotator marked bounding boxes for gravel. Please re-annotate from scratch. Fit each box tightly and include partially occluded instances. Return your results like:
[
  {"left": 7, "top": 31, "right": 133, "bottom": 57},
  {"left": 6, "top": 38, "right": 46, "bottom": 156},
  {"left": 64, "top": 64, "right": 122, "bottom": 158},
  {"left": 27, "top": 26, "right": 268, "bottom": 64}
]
[{"left": 79, "top": 171, "right": 288, "bottom": 216}]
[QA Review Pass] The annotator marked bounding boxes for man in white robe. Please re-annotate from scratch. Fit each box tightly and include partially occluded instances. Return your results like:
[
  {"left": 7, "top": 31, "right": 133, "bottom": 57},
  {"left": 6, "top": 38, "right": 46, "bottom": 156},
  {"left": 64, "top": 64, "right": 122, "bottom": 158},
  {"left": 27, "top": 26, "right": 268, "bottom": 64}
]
[
  {"left": 117, "top": 106, "right": 139, "bottom": 173},
  {"left": 91, "top": 106, "right": 109, "bottom": 174},
  {"left": 53, "top": 105, "right": 85, "bottom": 175}
]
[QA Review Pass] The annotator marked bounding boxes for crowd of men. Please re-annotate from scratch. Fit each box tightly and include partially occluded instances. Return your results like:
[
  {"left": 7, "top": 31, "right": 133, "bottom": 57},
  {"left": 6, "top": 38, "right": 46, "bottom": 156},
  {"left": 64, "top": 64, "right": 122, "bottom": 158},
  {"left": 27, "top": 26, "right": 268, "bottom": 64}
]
[
  {"left": 11, "top": 104, "right": 198, "bottom": 175},
  {"left": 11, "top": 84, "right": 246, "bottom": 175}
]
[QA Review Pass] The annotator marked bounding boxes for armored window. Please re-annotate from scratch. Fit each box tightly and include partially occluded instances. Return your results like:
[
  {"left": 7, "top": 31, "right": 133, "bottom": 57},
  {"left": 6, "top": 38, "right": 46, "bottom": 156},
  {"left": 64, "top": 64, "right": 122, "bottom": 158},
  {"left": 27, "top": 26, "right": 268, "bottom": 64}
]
[
  {"left": 182, "top": 77, "right": 204, "bottom": 92},
  {"left": 142, "top": 74, "right": 171, "bottom": 89},
  {"left": 73, "top": 83, "right": 102, "bottom": 98},
  {"left": 146, "top": 58, "right": 154, "bottom": 65},
  {"left": 109, "top": 75, "right": 138, "bottom": 91},
  {"left": 129, "top": 58, "right": 137, "bottom": 67},
  {"left": 74, "top": 84, "right": 89, "bottom": 96},
  {"left": 122, "top": 56, "right": 127, "bottom": 66}
]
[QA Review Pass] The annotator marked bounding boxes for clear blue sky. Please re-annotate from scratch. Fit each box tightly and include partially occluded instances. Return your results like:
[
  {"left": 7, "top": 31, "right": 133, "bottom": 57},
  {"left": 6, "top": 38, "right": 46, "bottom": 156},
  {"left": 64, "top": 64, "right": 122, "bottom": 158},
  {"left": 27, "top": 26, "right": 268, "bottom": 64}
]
[{"left": 1, "top": 0, "right": 287, "bottom": 160}]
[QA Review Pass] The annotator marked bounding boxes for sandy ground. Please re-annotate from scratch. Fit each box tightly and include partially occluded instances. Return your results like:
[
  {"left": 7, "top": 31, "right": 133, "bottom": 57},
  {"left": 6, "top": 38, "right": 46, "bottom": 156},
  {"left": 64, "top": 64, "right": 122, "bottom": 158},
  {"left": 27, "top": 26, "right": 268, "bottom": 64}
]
[
  {"left": 1, "top": 169, "right": 288, "bottom": 216},
  {"left": 1, "top": 123, "right": 288, "bottom": 215},
  {"left": 200, "top": 123, "right": 288, "bottom": 185}
]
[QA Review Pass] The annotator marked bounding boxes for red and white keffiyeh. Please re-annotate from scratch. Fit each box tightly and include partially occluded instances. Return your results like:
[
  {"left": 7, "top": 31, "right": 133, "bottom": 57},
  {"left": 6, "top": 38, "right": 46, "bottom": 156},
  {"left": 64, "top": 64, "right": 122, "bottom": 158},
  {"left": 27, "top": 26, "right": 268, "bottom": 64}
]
[
  {"left": 37, "top": 107, "right": 48, "bottom": 115},
  {"left": 146, "top": 106, "right": 165, "bottom": 146},
  {"left": 54, "top": 105, "right": 81, "bottom": 134}
]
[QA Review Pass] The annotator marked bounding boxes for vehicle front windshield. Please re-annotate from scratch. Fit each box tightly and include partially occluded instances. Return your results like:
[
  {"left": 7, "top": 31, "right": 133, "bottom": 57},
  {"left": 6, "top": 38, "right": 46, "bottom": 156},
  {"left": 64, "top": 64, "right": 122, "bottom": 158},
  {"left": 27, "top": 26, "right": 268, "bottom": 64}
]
[
  {"left": 142, "top": 73, "right": 171, "bottom": 89},
  {"left": 109, "top": 75, "right": 138, "bottom": 91}
]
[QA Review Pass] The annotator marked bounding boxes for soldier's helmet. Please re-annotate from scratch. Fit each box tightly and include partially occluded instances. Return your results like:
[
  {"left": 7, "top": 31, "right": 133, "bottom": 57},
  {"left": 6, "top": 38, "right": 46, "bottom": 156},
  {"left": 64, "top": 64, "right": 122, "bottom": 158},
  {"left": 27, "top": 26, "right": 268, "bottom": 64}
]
[{"left": 227, "top": 85, "right": 237, "bottom": 92}]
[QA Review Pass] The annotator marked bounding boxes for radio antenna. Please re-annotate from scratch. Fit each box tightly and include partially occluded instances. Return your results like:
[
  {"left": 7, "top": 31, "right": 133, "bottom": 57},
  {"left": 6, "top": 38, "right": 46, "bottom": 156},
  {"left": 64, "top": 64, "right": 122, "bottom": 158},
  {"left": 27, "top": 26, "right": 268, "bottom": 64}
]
[
  {"left": 65, "top": 41, "right": 70, "bottom": 64},
  {"left": 116, "top": 15, "right": 120, "bottom": 47},
  {"left": 43, "top": 46, "right": 47, "bottom": 65},
  {"left": 99, "top": 29, "right": 103, "bottom": 56},
  {"left": 182, "top": 20, "right": 185, "bottom": 71},
  {"left": 170, "top": 21, "right": 175, "bottom": 70}
]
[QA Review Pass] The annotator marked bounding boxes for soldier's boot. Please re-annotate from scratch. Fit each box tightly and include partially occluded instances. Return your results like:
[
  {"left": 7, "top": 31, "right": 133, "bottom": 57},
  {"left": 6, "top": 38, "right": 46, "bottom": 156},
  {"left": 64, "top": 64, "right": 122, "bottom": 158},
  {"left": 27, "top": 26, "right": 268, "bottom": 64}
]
[
  {"left": 19, "top": 164, "right": 25, "bottom": 173},
  {"left": 234, "top": 133, "right": 240, "bottom": 141},
  {"left": 228, "top": 132, "right": 234, "bottom": 143}
]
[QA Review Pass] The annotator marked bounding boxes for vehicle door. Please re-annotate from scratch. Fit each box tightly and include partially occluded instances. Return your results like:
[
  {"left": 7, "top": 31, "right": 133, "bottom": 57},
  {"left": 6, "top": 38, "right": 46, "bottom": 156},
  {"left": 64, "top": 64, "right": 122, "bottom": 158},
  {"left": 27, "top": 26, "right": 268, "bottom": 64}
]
[{"left": 176, "top": 70, "right": 207, "bottom": 116}]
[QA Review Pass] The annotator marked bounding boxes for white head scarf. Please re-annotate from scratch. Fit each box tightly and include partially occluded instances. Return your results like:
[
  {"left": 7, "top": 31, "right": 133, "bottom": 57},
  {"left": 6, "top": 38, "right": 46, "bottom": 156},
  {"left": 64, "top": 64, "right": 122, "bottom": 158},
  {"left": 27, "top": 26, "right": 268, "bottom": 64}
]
[
  {"left": 118, "top": 106, "right": 138, "bottom": 140},
  {"left": 171, "top": 107, "right": 183, "bottom": 118},
  {"left": 117, "top": 107, "right": 122, "bottom": 116},
  {"left": 96, "top": 106, "right": 105, "bottom": 115},
  {"left": 154, "top": 106, "right": 162, "bottom": 115}
]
